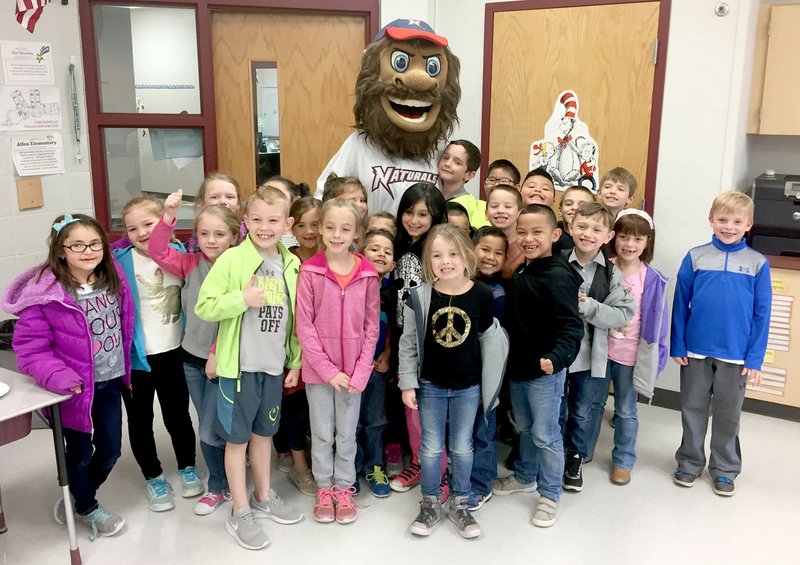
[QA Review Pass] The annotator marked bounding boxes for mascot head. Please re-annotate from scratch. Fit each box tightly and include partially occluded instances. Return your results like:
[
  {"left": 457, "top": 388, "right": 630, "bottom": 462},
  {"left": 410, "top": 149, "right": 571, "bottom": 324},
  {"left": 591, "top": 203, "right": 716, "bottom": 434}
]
[{"left": 354, "top": 19, "right": 461, "bottom": 162}]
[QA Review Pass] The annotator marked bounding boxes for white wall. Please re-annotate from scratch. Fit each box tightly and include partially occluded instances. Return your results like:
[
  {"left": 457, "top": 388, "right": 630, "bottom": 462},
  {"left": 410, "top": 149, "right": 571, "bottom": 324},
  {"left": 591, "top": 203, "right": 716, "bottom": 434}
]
[
  {"left": 0, "top": 1, "right": 92, "bottom": 319},
  {"left": 651, "top": 0, "right": 756, "bottom": 391},
  {"left": 380, "top": 0, "right": 435, "bottom": 25}
]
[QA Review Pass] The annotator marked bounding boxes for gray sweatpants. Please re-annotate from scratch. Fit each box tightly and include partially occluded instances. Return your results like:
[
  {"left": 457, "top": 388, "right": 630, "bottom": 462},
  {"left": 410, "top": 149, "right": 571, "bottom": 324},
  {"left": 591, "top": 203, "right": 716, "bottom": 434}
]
[
  {"left": 306, "top": 383, "right": 362, "bottom": 488},
  {"left": 675, "top": 357, "right": 747, "bottom": 480}
]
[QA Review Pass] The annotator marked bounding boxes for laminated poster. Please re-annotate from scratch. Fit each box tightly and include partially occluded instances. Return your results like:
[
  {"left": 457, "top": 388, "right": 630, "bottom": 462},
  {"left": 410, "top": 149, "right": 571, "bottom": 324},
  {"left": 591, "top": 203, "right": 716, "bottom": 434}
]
[
  {"left": 0, "top": 86, "right": 62, "bottom": 131},
  {"left": 11, "top": 132, "right": 64, "bottom": 176},
  {"left": 1, "top": 41, "right": 54, "bottom": 85}
]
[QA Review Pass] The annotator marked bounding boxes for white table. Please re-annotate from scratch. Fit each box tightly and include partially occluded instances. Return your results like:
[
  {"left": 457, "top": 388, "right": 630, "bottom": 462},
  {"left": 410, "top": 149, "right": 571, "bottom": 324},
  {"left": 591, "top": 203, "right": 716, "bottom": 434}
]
[{"left": 0, "top": 367, "right": 81, "bottom": 565}]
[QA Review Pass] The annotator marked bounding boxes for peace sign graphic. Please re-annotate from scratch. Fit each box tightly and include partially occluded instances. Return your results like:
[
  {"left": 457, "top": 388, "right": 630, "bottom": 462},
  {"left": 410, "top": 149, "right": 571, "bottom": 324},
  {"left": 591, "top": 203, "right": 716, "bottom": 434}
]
[{"left": 431, "top": 306, "right": 471, "bottom": 349}]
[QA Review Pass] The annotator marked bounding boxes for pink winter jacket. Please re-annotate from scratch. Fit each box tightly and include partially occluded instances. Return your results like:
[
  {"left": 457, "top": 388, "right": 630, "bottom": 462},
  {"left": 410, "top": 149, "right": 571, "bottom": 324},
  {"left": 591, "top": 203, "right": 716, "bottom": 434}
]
[{"left": 295, "top": 251, "right": 380, "bottom": 392}]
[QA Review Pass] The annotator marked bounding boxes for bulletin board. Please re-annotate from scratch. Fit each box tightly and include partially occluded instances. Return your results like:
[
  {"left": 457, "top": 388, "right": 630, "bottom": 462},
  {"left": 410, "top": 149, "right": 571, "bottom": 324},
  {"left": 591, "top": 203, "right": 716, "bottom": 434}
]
[{"left": 747, "top": 267, "right": 800, "bottom": 408}]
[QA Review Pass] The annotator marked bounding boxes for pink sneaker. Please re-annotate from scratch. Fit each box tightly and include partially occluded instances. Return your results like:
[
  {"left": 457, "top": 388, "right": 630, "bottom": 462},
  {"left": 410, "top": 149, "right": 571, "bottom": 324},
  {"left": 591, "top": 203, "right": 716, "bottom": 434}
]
[
  {"left": 389, "top": 461, "right": 421, "bottom": 493},
  {"left": 331, "top": 485, "right": 358, "bottom": 524},
  {"left": 385, "top": 444, "right": 403, "bottom": 478},
  {"left": 193, "top": 492, "right": 229, "bottom": 516},
  {"left": 313, "top": 487, "right": 335, "bottom": 523}
]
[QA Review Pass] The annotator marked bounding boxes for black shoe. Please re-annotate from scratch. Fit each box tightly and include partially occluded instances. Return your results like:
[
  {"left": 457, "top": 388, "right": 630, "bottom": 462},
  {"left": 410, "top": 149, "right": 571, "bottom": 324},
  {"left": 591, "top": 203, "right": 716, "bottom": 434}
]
[
  {"left": 563, "top": 453, "right": 583, "bottom": 492},
  {"left": 505, "top": 444, "right": 519, "bottom": 471}
]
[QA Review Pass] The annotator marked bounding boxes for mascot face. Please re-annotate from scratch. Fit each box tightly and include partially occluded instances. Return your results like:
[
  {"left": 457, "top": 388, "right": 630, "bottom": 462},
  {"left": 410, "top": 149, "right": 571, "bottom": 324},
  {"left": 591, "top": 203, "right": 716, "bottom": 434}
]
[
  {"left": 377, "top": 40, "right": 448, "bottom": 133},
  {"left": 354, "top": 22, "right": 461, "bottom": 162}
]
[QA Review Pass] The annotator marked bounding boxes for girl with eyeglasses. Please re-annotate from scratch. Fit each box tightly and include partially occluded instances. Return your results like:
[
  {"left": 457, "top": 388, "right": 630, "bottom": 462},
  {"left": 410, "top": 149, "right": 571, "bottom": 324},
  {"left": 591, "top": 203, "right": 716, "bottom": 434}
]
[{"left": 2, "top": 213, "right": 134, "bottom": 540}]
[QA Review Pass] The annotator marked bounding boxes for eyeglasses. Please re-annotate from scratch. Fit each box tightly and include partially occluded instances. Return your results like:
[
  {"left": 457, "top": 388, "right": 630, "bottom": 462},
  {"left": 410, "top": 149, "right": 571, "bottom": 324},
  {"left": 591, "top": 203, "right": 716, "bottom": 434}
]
[
  {"left": 484, "top": 176, "right": 515, "bottom": 186},
  {"left": 63, "top": 241, "right": 104, "bottom": 253}
]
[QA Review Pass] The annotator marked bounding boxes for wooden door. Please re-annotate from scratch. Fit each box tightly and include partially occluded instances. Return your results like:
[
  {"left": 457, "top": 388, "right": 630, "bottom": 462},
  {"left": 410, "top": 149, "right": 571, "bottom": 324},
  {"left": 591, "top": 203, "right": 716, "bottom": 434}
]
[
  {"left": 486, "top": 2, "right": 661, "bottom": 208},
  {"left": 211, "top": 11, "right": 366, "bottom": 198}
]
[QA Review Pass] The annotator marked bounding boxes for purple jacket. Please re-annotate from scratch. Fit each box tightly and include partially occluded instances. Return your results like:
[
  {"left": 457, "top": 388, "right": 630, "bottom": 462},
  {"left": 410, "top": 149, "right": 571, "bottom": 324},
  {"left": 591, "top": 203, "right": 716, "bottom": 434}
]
[
  {"left": 1, "top": 264, "right": 134, "bottom": 433},
  {"left": 632, "top": 264, "right": 669, "bottom": 399}
]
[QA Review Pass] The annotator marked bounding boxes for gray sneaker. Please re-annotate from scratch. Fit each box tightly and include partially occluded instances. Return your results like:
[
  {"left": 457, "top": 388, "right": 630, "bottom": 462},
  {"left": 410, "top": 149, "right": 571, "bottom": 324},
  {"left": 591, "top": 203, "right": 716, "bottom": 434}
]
[
  {"left": 492, "top": 475, "right": 537, "bottom": 496},
  {"left": 531, "top": 496, "right": 559, "bottom": 527},
  {"left": 713, "top": 477, "right": 736, "bottom": 497},
  {"left": 225, "top": 507, "right": 270, "bottom": 550},
  {"left": 448, "top": 496, "right": 481, "bottom": 539},
  {"left": 250, "top": 489, "right": 303, "bottom": 524},
  {"left": 177, "top": 466, "right": 204, "bottom": 498},
  {"left": 673, "top": 471, "right": 697, "bottom": 488},
  {"left": 81, "top": 505, "right": 125, "bottom": 540},
  {"left": 146, "top": 475, "right": 175, "bottom": 512},
  {"left": 409, "top": 495, "right": 442, "bottom": 536}
]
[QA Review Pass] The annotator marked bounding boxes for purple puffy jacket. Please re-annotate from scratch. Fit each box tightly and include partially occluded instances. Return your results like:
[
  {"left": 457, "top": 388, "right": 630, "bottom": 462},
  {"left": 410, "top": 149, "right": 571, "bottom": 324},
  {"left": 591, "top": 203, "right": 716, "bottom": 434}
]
[{"left": 1, "top": 263, "right": 134, "bottom": 433}]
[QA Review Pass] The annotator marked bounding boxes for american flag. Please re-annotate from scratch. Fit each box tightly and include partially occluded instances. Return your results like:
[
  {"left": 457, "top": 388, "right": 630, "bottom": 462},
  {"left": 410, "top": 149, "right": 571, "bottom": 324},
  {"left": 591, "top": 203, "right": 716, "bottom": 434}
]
[{"left": 16, "top": 0, "right": 52, "bottom": 34}]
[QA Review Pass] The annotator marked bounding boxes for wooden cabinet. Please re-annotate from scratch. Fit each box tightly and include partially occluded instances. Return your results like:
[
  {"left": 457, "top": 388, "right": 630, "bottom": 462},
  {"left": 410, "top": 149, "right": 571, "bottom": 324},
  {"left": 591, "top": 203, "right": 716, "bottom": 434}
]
[
  {"left": 748, "top": 4, "right": 800, "bottom": 135},
  {"left": 746, "top": 266, "right": 800, "bottom": 409}
]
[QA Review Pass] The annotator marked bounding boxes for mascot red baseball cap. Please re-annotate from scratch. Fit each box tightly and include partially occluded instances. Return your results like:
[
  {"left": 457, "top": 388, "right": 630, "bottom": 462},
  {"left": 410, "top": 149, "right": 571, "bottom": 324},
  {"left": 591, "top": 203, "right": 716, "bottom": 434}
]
[{"left": 373, "top": 18, "right": 448, "bottom": 47}]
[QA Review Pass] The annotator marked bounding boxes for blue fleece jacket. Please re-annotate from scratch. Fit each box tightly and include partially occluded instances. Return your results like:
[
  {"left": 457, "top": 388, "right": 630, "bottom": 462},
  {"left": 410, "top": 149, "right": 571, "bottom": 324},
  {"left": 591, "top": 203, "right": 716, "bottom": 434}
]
[{"left": 670, "top": 236, "right": 771, "bottom": 370}]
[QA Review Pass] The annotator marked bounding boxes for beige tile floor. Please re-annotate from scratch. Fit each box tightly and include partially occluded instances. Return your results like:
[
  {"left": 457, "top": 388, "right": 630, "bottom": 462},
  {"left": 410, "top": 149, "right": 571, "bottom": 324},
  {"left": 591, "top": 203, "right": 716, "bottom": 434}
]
[{"left": 1, "top": 401, "right": 798, "bottom": 565}]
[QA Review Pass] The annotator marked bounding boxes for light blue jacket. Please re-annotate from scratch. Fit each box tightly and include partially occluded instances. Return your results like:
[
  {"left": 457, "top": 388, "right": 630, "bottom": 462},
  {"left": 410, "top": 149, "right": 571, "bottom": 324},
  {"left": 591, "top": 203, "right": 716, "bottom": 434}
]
[{"left": 113, "top": 242, "right": 185, "bottom": 371}]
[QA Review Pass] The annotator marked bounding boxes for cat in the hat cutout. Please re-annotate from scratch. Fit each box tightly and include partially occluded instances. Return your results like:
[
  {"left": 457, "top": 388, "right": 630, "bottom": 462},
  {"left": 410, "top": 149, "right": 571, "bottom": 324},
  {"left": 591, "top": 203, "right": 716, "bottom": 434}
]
[{"left": 529, "top": 90, "right": 599, "bottom": 192}]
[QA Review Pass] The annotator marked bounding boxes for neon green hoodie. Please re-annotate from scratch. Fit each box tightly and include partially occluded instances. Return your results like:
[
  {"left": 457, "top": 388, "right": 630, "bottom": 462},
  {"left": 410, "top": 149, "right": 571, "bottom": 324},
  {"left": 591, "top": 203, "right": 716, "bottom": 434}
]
[
  {"left": 195, "top": 235, "right": 301, "bottom": 379},
  {"left": 451, "top": 192, "right": 490, "bottom": 229}
]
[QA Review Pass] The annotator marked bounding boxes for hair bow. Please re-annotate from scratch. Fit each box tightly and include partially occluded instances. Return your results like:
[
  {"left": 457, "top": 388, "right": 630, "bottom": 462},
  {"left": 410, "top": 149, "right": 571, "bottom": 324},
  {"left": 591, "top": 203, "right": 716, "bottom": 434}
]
[{"left": 53, "top": 214, "right": 78, "bottom": 233}]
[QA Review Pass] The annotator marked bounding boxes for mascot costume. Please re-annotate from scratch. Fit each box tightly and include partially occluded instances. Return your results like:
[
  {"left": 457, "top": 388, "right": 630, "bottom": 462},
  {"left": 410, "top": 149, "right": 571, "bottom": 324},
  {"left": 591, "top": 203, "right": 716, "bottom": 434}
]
[{"left": 316, "top": 19, "right": 461, "bottom": 215}]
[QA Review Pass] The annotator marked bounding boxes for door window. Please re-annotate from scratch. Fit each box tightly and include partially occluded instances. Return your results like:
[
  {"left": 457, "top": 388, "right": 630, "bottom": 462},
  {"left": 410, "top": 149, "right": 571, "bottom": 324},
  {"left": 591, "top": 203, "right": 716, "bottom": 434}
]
[{"left": 253, "top": 62, "right": 281, "bottom": 184}]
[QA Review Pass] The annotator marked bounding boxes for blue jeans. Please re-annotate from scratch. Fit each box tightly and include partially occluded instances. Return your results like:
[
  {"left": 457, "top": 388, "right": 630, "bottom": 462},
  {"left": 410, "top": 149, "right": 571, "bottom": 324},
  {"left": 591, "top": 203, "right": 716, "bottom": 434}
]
[
  {"left": 470, "top": 403, "right": 497, "bottom": 496},
  {"left": 356, "top": 369, "right": 388, "bottom": 473},
  {"left": 417, "top": 382, "right": 480, "bottom": 498},
  {"left": 606, "top": 361, "right": 638, "bottom": 470},
  {"left": 562, "top": 370, "right": 609, "bottom": 459},
  {"left": 184, "top": 361, "right": 228, "bottom": 493},
  {"left": 63, "top": 378, "right": 123, "bottom": 516},
  {"left": 510, "top": 371, "right": 566, "bottom": 503}
]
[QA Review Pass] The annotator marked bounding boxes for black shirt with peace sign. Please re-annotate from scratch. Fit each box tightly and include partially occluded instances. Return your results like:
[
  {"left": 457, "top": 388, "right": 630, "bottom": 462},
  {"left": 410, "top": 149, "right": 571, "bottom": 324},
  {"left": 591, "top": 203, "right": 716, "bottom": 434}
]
[{"left": 421, "top": 281, "right": 494, "bottom": 389}]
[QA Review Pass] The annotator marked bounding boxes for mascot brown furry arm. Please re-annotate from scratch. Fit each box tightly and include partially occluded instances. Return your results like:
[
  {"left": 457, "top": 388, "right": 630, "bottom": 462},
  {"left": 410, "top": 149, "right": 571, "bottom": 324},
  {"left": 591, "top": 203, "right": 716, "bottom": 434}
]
[{"left": 315, "top": 19, "right": 461, "bottom": 216}]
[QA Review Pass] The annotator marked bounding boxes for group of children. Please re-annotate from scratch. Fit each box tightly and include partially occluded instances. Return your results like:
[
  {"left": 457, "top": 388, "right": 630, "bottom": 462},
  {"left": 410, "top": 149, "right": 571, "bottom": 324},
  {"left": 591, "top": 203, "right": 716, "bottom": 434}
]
[{"left": 1, "top": 141, "right": 771, "bottom": 548}]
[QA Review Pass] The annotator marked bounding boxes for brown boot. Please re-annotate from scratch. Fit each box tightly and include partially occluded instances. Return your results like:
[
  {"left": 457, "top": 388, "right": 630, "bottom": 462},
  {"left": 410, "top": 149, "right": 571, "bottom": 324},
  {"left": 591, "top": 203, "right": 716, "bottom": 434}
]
[{"left": 610, "top": 468, "right": 631, "bottom": 485}]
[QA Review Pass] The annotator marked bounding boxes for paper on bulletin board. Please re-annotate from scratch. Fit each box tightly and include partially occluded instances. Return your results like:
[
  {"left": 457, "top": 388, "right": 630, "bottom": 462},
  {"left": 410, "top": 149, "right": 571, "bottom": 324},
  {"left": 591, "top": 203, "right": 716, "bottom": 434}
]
[
  {"left": 11, "top": 133, "right": 64, "bottom": 176},
  {"left": 0, "top": 41, "right": 54, "bottom": 85},
  {"left": 0, "top": 86, "right": 62, "bottom": 131}
]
